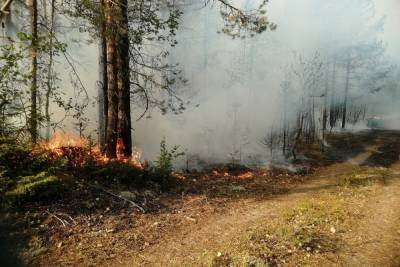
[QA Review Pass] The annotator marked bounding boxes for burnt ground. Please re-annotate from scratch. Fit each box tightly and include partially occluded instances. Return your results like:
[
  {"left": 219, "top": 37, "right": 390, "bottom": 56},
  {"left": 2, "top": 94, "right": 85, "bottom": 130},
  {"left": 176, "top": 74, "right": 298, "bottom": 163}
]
[{"left": 1, "top": 129, "right": 400, "bottom": 266}]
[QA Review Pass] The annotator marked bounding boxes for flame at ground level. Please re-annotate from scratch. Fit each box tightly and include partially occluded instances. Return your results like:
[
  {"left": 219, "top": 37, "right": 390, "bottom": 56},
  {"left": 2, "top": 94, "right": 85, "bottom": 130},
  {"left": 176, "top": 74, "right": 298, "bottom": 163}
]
[{"left": 37, "top": 133, "right": 143, "bottom": 168}]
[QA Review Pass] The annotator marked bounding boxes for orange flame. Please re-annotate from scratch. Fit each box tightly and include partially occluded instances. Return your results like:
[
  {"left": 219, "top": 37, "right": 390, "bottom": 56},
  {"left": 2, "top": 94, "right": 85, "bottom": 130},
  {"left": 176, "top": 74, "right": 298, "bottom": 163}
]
[
  {"left": 41, "top": 132, "right": 89, "bottom": 150},
  {"left": 237, "top": 172, "right": 254, "bottom": 179},
  {"left": 38, "top": 132, "right": 143, "bottom": 169}
]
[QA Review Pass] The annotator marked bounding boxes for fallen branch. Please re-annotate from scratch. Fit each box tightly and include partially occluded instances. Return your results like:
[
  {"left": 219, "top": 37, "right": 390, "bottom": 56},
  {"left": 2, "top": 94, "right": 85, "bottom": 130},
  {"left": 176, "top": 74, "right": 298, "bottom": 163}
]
[
  {"left": 103, "top": 188, "right": 145, "bottom": 213},
  {"left": 58, "top": 212, "right": 77, "bottom": 225},
  {"left": 83, "top": 182, "right": 145, "bottom": 213},
  {"left": 46, "top": 210, "right": 69, "bottom": 227}
]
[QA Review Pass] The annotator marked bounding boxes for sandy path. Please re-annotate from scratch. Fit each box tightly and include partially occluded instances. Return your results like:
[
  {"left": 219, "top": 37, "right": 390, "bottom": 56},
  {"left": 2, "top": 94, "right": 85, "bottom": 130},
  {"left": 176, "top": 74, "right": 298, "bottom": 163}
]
[
  {"left": 126, "top": 133, "right": 400, "bottom": 267},
  {"left": 336, "top": 161, "right": 400, "bottom": 267}
]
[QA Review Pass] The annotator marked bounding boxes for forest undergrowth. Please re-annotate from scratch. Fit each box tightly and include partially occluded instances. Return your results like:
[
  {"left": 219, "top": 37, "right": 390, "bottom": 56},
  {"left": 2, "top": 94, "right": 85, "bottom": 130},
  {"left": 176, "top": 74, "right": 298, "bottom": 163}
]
[{"left": 1, "top": 129, "right": 400, "bottom": 267}]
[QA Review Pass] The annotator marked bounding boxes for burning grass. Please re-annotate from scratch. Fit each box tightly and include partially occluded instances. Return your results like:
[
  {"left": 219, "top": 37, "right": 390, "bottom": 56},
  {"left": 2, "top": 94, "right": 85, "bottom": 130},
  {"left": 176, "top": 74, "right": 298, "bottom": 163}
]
[
  {"left": 0, "top": 133, "right": 154, "bottom": 211},
  {"left": 37, "top": 133, "right": 143, "bottom": 169},
  {"left": 0, "top": 134, "right": 163, "bottom": 265}
]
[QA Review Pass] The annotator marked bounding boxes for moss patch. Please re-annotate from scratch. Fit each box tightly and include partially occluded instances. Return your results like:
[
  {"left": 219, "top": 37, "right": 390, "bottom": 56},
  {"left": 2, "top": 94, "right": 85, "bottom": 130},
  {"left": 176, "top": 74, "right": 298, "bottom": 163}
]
[{"left": 3, "top": 172, "right": 62, "bottom": 206}]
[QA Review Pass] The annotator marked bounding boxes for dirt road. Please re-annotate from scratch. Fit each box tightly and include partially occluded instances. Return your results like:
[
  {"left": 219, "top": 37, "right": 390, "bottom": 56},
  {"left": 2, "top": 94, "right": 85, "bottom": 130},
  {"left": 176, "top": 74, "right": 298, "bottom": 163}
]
[{"left": 127, "top": 130, "right": 400, "bottom": 266}]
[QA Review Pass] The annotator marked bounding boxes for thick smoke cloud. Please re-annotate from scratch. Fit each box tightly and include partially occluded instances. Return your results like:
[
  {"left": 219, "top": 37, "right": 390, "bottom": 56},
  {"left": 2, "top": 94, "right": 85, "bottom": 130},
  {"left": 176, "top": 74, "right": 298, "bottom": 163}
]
[
  {"left": 129, "top": 0, "right": 400, "bottom": 167},
  {"left": 5, "top": 0, "right": 397, "bottom": 167}
]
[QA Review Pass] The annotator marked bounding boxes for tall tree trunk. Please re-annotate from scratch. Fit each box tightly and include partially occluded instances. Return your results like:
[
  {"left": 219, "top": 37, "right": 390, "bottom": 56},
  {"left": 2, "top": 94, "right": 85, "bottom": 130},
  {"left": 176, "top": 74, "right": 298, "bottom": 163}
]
[
  {"left": 342, "top": 54, "right": 351, "bottom": 129},
  {"left": 321, "top": 64, "right": 331, "bottom": 151},
  {"left": 322, "top": 64, "right": 329, "bottom": 132},
  {"left": 282, "top": 87, "right": 287, "bottom": 155},
  {"left": 104, "top": 1, "right": 118, "bottom": 158},
  {"left": 102, "top": 0, "right": 132, "bottom": 158},
  {"left": 45, "top": 0, "right": 55, "bottom": 140},
  {"left": 116, "top": 0, "right": 132, "bottom": 157},
  {"left": 329, "top": 58, "right": 337, "bottom": 129},
  {"left": 292, "top": 114, "right": 304, "bottom": 161},
  {"left": 98, "top": 0, "right": 108, "bottom": 152},
  {"left": 29, "top": 0, "right": 38, "bottom": 143}
]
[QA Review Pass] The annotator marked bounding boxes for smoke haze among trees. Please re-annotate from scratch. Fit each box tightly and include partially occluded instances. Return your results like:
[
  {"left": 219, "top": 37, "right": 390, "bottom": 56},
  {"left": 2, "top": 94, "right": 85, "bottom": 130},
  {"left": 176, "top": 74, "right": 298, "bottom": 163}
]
[
  {"left": 131, "top": 0, "right": 400, "bottom": 166},
  {"left": 1, "top": 0, "right": 399, "bottom": 167}
]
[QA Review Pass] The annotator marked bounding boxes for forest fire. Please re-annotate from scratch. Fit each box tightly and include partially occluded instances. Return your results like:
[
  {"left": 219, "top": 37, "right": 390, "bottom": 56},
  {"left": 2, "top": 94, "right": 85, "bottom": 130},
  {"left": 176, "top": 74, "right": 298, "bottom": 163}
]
[
  {"left": 40, "top": 133, "right": 90, "bottom": 152},
  {"left": 210, "top": 170, "right": 261, "bottom": 179},
  {"left": 37, "top": 133, "right": 143, "bottom": 168}
]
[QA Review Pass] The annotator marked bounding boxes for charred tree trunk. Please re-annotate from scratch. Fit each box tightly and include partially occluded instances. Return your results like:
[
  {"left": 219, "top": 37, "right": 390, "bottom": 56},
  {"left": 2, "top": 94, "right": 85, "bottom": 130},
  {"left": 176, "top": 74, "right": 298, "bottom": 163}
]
[
  {"left": 291, "top": 114, "right": 304, "bottom": 161},
  {"left": 98, "top": 0, "right": 108, "bottom": 152},
  {"left": 322, "top": 64, "right": 329, "bottom": 132},
  {"left": 104, "top": 2, "right": 118, "bottom": 158},
  {"left": 329, "top": 61, "right": 337, "bottom": 130},
  {"left": 342, "top": 54, "right": 351, "bottom": 129},
  {"left": 116, "top": 0, "right": 132, "bottom": 157},
  {"left": 29, "top": 0, "right": 38, "bottom": 143},
  {"left": 282, "top": 83, "right": 288, "bottom": 155},
  {"left": 322, "top": 64, "right": 330, "bottom": 151}
]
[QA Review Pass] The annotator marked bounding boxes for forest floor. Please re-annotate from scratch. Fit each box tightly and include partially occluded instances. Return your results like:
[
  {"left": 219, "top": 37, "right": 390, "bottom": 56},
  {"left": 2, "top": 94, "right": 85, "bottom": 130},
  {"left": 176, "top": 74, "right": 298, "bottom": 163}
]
[{"left": 2, "top": 129, "right": 400, "bottom": 266}]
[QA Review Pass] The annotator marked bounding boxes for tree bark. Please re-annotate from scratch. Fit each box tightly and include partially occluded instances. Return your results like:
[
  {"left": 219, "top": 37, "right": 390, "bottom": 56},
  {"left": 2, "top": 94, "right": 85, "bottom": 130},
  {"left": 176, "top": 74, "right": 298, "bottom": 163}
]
[
  {"left": 98, "top": 0, "right": 108, "bottom": 152},
  {"left": 116, "top": 0, "right": 132, "bottom": 157},
  {"left": 29, "top": 0, "right": 38, "bottom": 143},
  {"left": 45, "top": 0, "right": 56, "bottom": 140},
  {"left": 100, "top": 0, "right": 132, "bottom": 158},
  {"left": 342, "top": 54, "right": 351, "bottom": 129},
  {"left": 102, "top": 0, "right": 132, "bottom": 158},
  {"left": 104, "top": 1, "right": 118, "bottom": 158}
]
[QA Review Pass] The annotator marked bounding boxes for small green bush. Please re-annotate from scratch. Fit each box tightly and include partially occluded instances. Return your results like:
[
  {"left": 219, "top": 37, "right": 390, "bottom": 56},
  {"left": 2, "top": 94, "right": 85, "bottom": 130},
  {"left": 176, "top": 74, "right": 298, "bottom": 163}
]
[
  {"left": 155, "top": 137, "right": 184, "bottom": 175},
  {"left": 153, "top": 137, "right": 184, "bottom": 189}
]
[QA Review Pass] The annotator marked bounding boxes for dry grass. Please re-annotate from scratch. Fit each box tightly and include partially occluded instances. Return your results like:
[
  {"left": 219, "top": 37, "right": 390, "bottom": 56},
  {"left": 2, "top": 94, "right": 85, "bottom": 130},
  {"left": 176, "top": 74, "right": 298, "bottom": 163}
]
[
  {"left": 200, "top": 167, "right": 387, "bottom": 267},
  {"left": 336, "top": 166, "right": 388, "bottom": 187}
]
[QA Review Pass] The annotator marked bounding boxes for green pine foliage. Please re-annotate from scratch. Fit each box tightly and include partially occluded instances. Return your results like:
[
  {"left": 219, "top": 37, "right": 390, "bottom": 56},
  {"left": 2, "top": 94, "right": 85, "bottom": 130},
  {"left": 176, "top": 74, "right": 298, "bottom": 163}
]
[{"left": 155, "top": 137, "right": 185, "bottom": 175}]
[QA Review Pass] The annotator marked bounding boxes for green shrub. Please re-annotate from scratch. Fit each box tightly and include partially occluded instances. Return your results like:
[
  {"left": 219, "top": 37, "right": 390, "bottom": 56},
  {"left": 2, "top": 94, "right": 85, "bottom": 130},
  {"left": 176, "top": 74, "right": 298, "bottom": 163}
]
[
  {"left": 153, "top": 137, "right": 184, "bottom": 189},
  {"left": 155, "top": 137, "right": 184, "bottom": 175}
]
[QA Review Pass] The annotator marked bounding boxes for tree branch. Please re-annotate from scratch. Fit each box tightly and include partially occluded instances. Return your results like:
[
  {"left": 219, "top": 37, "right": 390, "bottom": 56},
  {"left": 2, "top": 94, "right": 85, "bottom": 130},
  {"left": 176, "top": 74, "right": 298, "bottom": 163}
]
[{"left": 0, "top": 0, "right": 13, "bottom": 20}]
